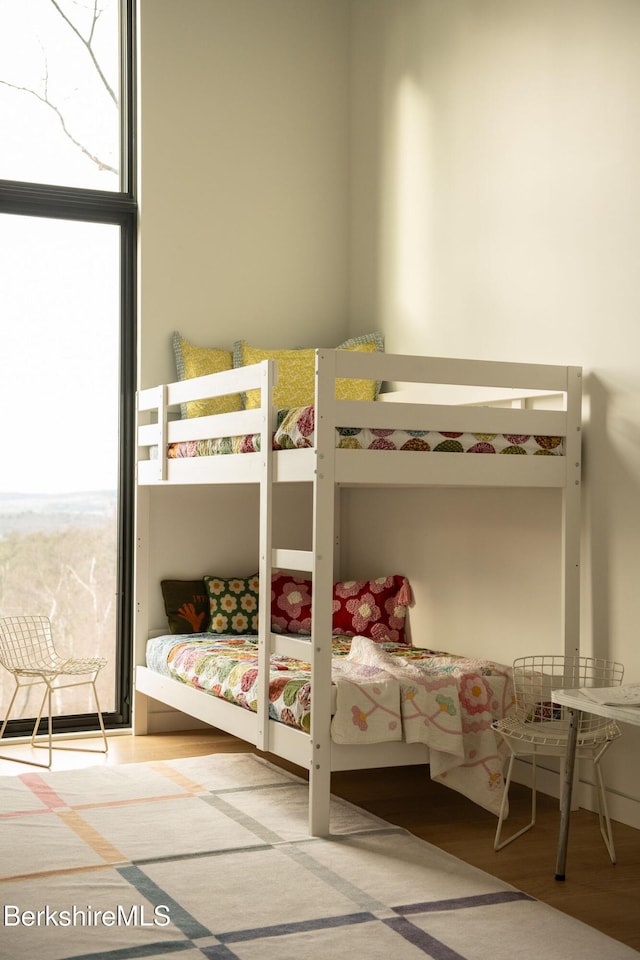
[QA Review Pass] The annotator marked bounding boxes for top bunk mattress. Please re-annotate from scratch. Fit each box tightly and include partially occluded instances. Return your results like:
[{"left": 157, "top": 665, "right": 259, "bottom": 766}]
[{"left": 166, "top": 404, "right": 565, "bottom": 459}]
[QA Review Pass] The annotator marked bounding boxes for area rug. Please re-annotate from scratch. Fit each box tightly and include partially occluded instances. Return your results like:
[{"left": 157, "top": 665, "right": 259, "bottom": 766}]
[{"left": 0, "top": 753, "right": 636, "bottom": 960}]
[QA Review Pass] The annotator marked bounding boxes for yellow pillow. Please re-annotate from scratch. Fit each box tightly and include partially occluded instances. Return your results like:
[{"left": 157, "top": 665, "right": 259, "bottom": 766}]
[
  {"left": 173, "top": 333, "right": 242, "bottom": 418},
  {"left": 336, "top": 339, "right": 380, "bottom": 401},
  {"left": 234, "top": 333, "right": 384, "bottom": 410}
]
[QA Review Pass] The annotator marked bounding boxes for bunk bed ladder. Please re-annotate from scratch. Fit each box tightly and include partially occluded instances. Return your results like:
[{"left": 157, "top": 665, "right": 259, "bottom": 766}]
[{"left": 264, "top": 351, "right": 339, "bottom": 836}]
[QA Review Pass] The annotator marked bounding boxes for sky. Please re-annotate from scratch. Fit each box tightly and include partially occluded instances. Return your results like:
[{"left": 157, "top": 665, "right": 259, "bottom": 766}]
[{"left": 0, "top": 0, "right": 121, "bottom": 494}]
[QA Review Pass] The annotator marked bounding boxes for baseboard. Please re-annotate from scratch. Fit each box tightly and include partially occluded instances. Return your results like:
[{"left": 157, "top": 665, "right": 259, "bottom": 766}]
[
  {"left": 578, "top": 778, "right": 640, "bottom": 831},
  {"left": 512, "top": 758, "right": 640, "bottom": 830}
]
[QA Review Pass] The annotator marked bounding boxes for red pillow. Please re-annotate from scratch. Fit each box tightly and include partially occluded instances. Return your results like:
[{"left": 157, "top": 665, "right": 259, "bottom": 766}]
[
  {"left": 271, "top": 573, "right": 412, "bottom": 644},
  {"left": 332, "top": 575, "right": 412, "bottom": 644},
  {"left": 271, "top": 574, "right": 313, "bottom": 634}
]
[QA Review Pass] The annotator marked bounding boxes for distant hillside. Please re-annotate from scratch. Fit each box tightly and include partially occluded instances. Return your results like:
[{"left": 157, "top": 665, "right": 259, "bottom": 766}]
[{"left": 0, "top": 491, "right": 116, "bottom": 537}]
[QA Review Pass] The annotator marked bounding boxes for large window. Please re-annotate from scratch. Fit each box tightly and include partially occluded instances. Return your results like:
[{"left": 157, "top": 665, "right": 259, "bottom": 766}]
[{"left": 0, "top": 0, "right": 135, "bottom": 735}]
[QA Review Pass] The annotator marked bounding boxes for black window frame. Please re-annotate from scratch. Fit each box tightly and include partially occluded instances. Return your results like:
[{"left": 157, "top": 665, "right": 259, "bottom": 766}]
[{"left": 0, "top": 0, "right": 137, "bottom": 737}]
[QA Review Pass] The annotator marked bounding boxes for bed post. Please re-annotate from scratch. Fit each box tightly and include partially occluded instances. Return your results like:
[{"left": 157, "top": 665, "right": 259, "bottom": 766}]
[
  {"left": 133, "top": 485, "right": 150, "bottom": 735},
  {"left": 308, "top": 349, "right": 337, "bottom": 837},
  {"left": 562, "top": 366, "right": 582, "bottom": 658}
]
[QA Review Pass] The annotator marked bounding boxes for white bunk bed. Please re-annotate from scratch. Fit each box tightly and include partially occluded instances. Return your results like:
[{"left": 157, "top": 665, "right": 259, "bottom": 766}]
[{"left": 134, "top": 349, "right": 582, "bottom": 836}]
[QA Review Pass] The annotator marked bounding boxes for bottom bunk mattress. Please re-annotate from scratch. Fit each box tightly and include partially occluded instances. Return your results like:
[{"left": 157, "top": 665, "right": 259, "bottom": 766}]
[{"left": 145, "top": 632, "right": 514, "bottom": 814}]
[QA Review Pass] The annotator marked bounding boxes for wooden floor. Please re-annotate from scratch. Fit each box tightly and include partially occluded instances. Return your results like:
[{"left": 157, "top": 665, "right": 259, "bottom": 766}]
[{"left": 2, "top": 729, "right": 639, "bottom": 952}]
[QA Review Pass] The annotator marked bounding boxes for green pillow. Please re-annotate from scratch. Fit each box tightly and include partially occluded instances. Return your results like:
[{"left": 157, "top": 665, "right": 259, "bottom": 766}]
[{"left": 204, "top": 575, "right": 260, "bottom": 635}]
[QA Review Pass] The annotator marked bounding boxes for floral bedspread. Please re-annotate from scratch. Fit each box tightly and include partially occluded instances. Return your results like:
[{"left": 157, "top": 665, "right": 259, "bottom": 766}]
[
  {"left": 147, "top": 633, "right": 513, "bottom": 814},
  {"left": 167, "top": 405, "right": 564, "bottom": 458},
  {"left": 331, "top": 636, "right": 514, "bottom": 815},
  {"left": 156, "top": 635, "right": 351, "bottom": 733}
]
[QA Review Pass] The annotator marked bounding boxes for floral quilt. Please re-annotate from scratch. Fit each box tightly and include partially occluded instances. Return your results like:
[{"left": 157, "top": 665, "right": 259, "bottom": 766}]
[
  {"left": 154, "top": 635, "right": 351, "bottom": 732},
  {"left": 147, "top": 633, "right": 513, "bottom": 814},
  {"left": 331, "top": 636, "right": 514, "bottom": 815},
  {"left": 167, "top": 405, "right": 564, "bottom": 458}
]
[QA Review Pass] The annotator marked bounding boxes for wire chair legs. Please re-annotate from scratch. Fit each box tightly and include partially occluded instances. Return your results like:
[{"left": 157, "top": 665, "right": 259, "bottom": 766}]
[
  {"left": 593, "top": 746, "right": 616, "bottom": 863},
  {"left": 494, "top": 748, "right": 616, "bottom": 863},
  {"left": 0, "top": 676, "right": 108, "bottom": 770},
  {"left": 494, "top": 752, "right": 538, "bottom": 851}
]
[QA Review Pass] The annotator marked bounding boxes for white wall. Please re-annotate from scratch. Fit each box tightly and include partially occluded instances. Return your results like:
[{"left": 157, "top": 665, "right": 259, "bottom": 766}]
[{"left": 348, "top": 0, "right": 640, "bottom": 825}]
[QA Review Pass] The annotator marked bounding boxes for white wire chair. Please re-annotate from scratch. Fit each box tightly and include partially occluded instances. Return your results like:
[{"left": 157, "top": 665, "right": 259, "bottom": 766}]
[
  {"left": 493, "top": 654, "right": 623, "bottom": 861},
  {"left": 0, "top": 615, "right": 108, "bottom": 768}
]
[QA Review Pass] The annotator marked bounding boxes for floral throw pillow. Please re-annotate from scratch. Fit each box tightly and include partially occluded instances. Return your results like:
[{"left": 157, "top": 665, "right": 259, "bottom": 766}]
[
  {"left": 271, "top": 573, "right": 412, "bottom": 644},
  {"left": 332, "top": 575, "right": 412, "bottom": 644},
  {"left": 233, "top": 332, "right": 385, "bottom": 410},
  {"left": 204, "top": 575, "right": 260, "bottom": 635},
  {"left": 271, "top": 574, "right": 313, "bottom": 634}
]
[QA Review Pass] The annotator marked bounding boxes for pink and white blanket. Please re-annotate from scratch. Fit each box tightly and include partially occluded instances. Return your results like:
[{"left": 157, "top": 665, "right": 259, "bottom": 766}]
[{"left": 331, "top": 636, "right": 514, "bottom": 815}]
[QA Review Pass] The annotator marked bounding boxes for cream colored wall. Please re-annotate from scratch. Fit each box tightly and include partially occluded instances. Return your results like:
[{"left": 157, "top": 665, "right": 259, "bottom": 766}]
[
  {"left": 138, "top": 0, "right": 350, "bottom": 390},
  {"left": 348, "top": 0, "right": 640, "bottom": 825},
  {"left": 137, "top": 0, "right": 350, "bottom": 633}
]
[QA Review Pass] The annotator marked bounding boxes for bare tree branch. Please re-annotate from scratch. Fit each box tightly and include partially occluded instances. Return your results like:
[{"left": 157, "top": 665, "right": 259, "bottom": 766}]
[
  {"left": 48, "top": 0, "right": 118, "bottom": 106},
  {"left": 0, "top": 0, "right": 118, "bottom": 175},
  {"left": 0, "top": 77, "right": 117, "bottom": 174}
]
